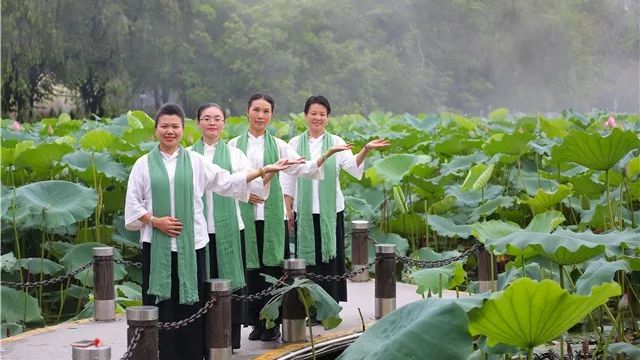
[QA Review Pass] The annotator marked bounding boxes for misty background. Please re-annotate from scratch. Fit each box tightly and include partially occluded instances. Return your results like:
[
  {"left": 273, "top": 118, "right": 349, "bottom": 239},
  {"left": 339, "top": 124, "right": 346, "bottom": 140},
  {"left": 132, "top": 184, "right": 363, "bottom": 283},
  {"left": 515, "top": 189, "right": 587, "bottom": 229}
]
[{"left": 2, "top": 0, "right": 639, "bottom": 121}]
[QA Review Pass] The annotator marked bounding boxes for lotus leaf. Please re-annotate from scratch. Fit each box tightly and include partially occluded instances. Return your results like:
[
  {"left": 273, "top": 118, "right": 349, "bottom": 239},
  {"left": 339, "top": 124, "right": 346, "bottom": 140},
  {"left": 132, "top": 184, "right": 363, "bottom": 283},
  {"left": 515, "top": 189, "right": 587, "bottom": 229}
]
[
  {"left": 60, "top": 242, "right": 127, "bottom": 287},
  {"left": 61, "top": 150, "right": 128, "bottom": 181},
  {"left": 76, "top": 225, "right": 114, "bottom": 244},
  {"left": 568, "top": 173, "right": 606, "bottom": 198},
  {"left": 550, "top": 128, "right": 640, "bottom": 171},
  {"left": 468, "top": 278, "right": 621, "bottom": 349},
  {"left": 497, "top": 262, "right": 558, "bottom": 290},
  {"left": 80, "top": 129, "right": 118, "bottom": 152},
  {"left": 440, "top": 152, "right": 489, "bottom": 176},
  {"left": 112, "top": 216, "right": 140, "bottom": 247},
  {"left": 608, "top": 342, "right": 640, "bottom": 359},
  {"left": 482, "top": 132, "right": 535, "bottom": 157},
  {"left": 1, "top": 252, "right": 17, "bottom": 272},
  {"left": 1, "top": 286, "right": 43, "bottom": 323},
  {"left": 426, "top": 215, "right": 471, "bottom": 239},
  {"left": 468, "top": 196, "right": 516, "bottom": 222},
  {"left": 538, "top": 117, "right": 570, "bottom": 139},
  {"left": 628, "top": 156, "right": 640, "bottom": 178},
  {"left": 575, "top": 259, "right": 630, "bottom": 295},
  {"left": 410, "top": 258, "right": 466, "bottom": 295},
  {"left": 13, "top": 143, "right": 74, "bottom": 170},
  {"left": 372, "top": 154, "right": 431, "bottom": 184},
  {"left": 433, "top": 134, "right": 482, "bottom": 156},
  {"left": 461, "top": 163, "right": 494, "bottom": 191},
  {"left": 446, "top": 184, "right": 504, "bottom": 207},
  {"left": 18, "top": 258, "right": 64, "bottom": 276},
  {"left": 521, "top": 184, "right": 573, "bottom": 215},
  {"left": 11, "top": 180, "right": 97, "bottom": 229},
  {"left": 1, "top": 323, "right": 24, "bottom": 338},
  {"left": 338, "top": 298, "right": 473, "bottom": 360},
  {"left": 368, "top": 228, "right": 410, "bottom": 257}
]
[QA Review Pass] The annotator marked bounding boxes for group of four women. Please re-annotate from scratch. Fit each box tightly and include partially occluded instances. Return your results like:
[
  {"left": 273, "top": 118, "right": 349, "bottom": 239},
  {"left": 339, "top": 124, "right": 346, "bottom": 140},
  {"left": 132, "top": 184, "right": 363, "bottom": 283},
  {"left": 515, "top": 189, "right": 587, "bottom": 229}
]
[{"left": 124, "top": 94, "right": 389, "bottom": 359}]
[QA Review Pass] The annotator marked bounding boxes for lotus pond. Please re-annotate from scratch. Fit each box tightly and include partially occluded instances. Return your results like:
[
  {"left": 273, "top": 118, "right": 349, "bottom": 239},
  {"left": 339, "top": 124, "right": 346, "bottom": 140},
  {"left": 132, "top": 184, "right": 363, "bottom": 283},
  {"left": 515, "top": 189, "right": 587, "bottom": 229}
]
[{"left": 1, "top": 109, "right": 639, "bottom": 359}]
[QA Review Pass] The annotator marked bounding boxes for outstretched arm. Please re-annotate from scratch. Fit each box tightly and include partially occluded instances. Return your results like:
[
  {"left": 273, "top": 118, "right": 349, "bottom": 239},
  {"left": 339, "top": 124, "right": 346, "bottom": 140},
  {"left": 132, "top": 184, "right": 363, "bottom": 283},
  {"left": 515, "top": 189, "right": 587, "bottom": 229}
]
[{"left": 356, "top": 139, "right": 391, "bottom": 166}]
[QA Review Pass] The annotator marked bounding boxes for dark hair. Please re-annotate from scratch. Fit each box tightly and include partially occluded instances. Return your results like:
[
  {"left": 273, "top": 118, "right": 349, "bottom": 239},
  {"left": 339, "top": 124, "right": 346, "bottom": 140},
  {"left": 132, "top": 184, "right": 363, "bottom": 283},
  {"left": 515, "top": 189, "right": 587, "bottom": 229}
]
[
  {"left": 247, "top": 93, "right": 275, "bottom": 113},
  {"left": 154, "top": 103, "right": 185, "bottom": 127},
  {"left": 196, "top": 103, "right": 226, "bottom": 122},
  {"left": 304, "top": 95, "right": 331, "bottom": 115}
]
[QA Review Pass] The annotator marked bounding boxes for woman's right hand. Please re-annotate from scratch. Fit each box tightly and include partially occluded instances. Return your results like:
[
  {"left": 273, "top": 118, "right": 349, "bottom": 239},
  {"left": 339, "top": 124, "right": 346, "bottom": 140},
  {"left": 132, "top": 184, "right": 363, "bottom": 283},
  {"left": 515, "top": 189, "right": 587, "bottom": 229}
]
[
  {"left": 249, "top": 193, "right": 265, "bottom": 204},
  {"left": 152, "top": 216, "right": 183, "bottom": 237}
]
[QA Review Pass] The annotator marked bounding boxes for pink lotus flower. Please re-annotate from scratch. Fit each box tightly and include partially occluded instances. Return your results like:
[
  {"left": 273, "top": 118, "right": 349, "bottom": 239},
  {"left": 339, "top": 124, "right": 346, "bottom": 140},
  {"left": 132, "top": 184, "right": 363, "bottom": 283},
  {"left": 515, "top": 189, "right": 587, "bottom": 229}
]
[
  {"left": 10, "top": 120, "right": 22, "bottom": 131},
  {"left": 604, "top": 116, "right": 616, "bottom": 128}
]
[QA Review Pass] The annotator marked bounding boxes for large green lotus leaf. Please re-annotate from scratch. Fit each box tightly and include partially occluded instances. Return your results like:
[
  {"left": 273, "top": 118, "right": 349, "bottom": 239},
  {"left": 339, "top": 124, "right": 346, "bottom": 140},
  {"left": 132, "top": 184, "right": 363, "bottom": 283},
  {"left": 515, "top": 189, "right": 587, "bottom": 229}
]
[
  {"left": 372, "top": 154, "right": 431, "bottom": 184},
  {"left": 426, "top": 196, "right": 457, "bottom": 214},
  {"left": 552, "top": 228, "right": 640, "bottom": 257},
  {"left": 440, "top": 152, "right": 489, "bottom": 176},
  {"left": 482, "top": 132, "right": 535, "bottom": 157},
  {"left": 41, "top": 241, "right": 73, "bottom": 260},
  {"left": 128, "top": 110, "right": 155, "bottom": 129},
  {"left": 471, "top": 220, "right": 521, "bottom": 243},
  {"left": 497, "top": 262, "right": 558, "bottom": 290},
  {"left": 13, "top": 143, "right": 74, "bottom": 170},
  {"left": 550, "top": 128, "right": 640, "bottom": 171},
  {"left": 102, "top": 186, "right": 126, "bottom": 213},
  {"left": 446, "top": 184, "right": 504, "bottom": 207},
  {"left": 433, "top": 134, "right": 482, "bottom": 156},
  {"left": 112, "top": 216, "right": 140, "bottom": 247},
  {"left": 61, "top": 151, "right": 128, "bottom": 181},
  {"left": 116, "top": 281, "right": 142, "bottom": 301},
  {"left": 575, "top": 259, "right": 630, "bottom": 295},
  {"left": 521, "top": 184, "right": 573, "bottom": 215},
  {"left": 468, "top": 196, "right": 516, "bottom": 222},
  {"left": 538, "top": 117, "right": 570, "bottom": 139},
  {"left": 123, "top": 128, "right": 155, "bottom": 145},
  {"left": 337, "top": 298, "right": 473, "bottom": 360},
  {"left": 1, "top": 286, "right": 43, "bottom": 323},
  {"left": 468, "top": 278, "right": 621, "bottom": 349},
  {"left": 60, "top": 242, "right": 126, "bottom": 287},
  {"left": 461, "top": 163, "right": 494, "bottom": 191},
  {"left": 442, "top": 112, "right": 477, "bottom": 131},
  {"left": 568, "top": 173, "right": 606, "bottom": 198},
  {"left": 488, "top": 108, "right": 509, "bottom": 122},
  {"left": 524, "top": 210, "right": 565, "bottom": 232},
  {"left": 410, "top": 263, "right": 466, "bottom": 295},
  {"left": 18, "top": 258, "right": 64, "bottom": 276},
  {"left": 389, "top": 214, "right": 426, "bottom": 238},
  {"left": 368, "top": 228, "right": 409, "bottom": 257},
  {"left": 426, "top": 215, "right": 471, "bottom": 239},
  {"left": 627, "top": 156, "right": 640, "bottom": 178},
  {"left": 76, "top": 225, "right": 114, "bottom": 244},
  {"left": 11, "top": 181, "right": 97, "bottom": 229},
  {"left": 511, "top": 170, "right": 560, "bottom": 196},
  {"left": 1, "top": 323, "right": 25, "bottom": 338}
]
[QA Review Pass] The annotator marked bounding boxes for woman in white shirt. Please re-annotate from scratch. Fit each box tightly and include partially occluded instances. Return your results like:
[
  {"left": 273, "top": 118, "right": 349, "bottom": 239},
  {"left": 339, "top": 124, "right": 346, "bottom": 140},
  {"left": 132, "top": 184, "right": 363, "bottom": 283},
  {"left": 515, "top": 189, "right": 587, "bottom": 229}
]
[
  {"left": 282, "top": 95, "right": 389, "bottom": 303},
  {"left": 228, "top": 93, "right": 349, "bottom": 341},
  {"left": 124, "top": 103, "right": 292, "bottom": 360}
]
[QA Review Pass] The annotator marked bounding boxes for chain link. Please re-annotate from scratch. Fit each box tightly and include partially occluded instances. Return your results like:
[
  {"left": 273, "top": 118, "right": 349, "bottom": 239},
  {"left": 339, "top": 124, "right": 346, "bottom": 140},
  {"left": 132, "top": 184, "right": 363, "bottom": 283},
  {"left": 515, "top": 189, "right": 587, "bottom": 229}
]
[
  {"left": 230, "top": 274, "right": 288, "bottom": 302},
  {"left": 396, "top": 243, "right": 481, "bottom": 268},
  {"left": 307, "top": 257, "right": 380, "bottom": 282},
  {"left": 158, "top": 296, "right": 218, "bottom": 331},
  {"left": 0, "top": 260, "right": 95, "bottom": 289},
  {"left": 114, "top": 259, "right": 142, "bottom": 268},
  {"left": 120, "top": 327, "right": 143, "bottom": 360}
]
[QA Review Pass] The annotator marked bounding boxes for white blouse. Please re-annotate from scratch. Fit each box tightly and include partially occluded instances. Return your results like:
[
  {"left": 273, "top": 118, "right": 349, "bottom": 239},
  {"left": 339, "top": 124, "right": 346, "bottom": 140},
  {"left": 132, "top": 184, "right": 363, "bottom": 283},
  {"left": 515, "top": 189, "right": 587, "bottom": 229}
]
[
  {"left": 186, "top": 142, "right": 248, "bottom": 233},
  {"left": 124, "top": 148, "right": 250, "bottom": 251},
  {"left": 281, "top": 133, "right": 364, "bottom": 213},
  {"left": 228, "top": 132, "right": 323, "bottom": 220}
]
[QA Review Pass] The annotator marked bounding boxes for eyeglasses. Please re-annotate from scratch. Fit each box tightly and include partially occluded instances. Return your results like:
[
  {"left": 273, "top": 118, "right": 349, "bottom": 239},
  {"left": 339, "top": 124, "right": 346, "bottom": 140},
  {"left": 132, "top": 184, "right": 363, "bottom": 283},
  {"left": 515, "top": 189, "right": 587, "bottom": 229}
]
[{"left": 199, "top": 116, "right": 224, "bottom": 123}]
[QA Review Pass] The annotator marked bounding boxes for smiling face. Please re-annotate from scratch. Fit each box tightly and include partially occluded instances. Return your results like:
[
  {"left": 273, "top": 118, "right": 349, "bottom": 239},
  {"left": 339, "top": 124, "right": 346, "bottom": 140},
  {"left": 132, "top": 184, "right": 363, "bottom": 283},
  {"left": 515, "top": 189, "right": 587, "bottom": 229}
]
[
  {"left": 156, "top": 114, "right": 183, "bottom": 153},
  {"left": 247, "top": 99, "right": 273, "bottom": 136},
  {"left": 305, "top": 103, "right": 329, "bottom": 137},
  {"left": 197, "top": 106, "right": 225, "bottom": 143}
]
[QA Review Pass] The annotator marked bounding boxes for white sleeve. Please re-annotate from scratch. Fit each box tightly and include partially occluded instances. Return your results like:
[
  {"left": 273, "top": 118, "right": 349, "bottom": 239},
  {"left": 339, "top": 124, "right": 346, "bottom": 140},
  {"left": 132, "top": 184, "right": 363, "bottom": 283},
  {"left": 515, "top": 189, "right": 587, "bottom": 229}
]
[
  {"left": 336, "top": 135, "right": 364, "bottom": 179},
  {"left": 231, "top": 148, "right": 252, "bottom": 203},
  {"left": 124, "top": 158, "right": 149, "bottom": 231},
  {"left": 198, "top": 153, "right": 250, "bottom": 202},
  {"left": 278, "top": 138, "right": 324, "bottom": 180}
]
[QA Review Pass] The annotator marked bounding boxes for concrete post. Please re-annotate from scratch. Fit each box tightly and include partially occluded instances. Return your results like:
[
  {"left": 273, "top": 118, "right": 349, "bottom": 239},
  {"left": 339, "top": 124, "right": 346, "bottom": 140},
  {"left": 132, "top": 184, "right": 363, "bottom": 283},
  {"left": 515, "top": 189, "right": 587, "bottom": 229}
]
[
  {"left": 282, "top": 258, "right": 306, "bottom": 343},
  {"left": 374, "top": 244, "right": 396, "bottom": 319},
  {"left": 126, "top": 306, "right": 159, "bottom": 360},
  {"left": 350, "top": 220, "right": 370, "bottom": 282},
  {"left": 477, "top": 244, "right": 497, "bottom": 292},
  {"left": 93, "top": 247, "right": 115, "bottom": 321},
  {"left": 206, "top": 279, "right": 232, "bottom": 360},
  {"left": 71, "top": 340, "right": 111, "bottom": 360}
]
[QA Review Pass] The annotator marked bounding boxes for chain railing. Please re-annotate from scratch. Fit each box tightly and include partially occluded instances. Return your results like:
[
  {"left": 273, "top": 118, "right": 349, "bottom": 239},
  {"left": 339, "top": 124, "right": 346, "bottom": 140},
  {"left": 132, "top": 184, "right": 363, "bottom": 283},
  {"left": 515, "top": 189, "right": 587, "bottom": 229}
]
[
  {"left": 307, "top": 258, "right": 380, "bottom": 282},
  {"left": 0, "top": 260, "right": 95, "bottom": 289},
  {"left": 114, "top": 259, "right": 143, "bottom": 268},
  {"left": 230, "top": 274, "right": 289, "bottom": 302},
  {"left": 120, "top": 327, "right": 143, "bottom": 360},
  {"left": 157, "top": 296, "right": 218, "bottom": 331},
  {"left": 396, "top": 243, "right": 482, "bottom": 268}
]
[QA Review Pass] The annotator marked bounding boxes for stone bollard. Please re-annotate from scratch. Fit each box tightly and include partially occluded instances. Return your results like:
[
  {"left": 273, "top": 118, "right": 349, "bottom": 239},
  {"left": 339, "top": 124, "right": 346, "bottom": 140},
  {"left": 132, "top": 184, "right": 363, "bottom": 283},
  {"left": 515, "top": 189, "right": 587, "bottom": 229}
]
[
  {"left": 350, "top": 220, "right": 370, "bottom": 282},
  {"left": 282, "top": 258, "right": 307, "bottom": 343},
  {"left": 374, "top": 244, "right": 396, "bottom": 319},
  {"left": 93, "top": 247, "right": 115, "bottom": 321},
  {"left": 206, "top": 279, "right": 232, "bottom": 360},
  {"left": 476, "top": 244, "right": 497, "bottom": 292},
  {"left": 126, "top": 306, "right": 159, "bottom": 360},
  {"left": 71, "top": 340, "right": 111, "bottom": 360}
]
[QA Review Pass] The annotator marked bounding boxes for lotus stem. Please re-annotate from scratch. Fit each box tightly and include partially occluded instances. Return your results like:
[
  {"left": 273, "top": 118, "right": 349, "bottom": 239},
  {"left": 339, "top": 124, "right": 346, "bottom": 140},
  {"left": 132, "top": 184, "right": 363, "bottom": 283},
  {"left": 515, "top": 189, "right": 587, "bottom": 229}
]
[
  {"left": 490, "top": 252, "right": 496, "bottom": 292},
  {"left": 526, "top": 347, "right": 533, "bottom": 360},
  {"left": 56, "top": 277, "right": 72, "bottom": 323},
  {"left": 297, "top": 288, "right": 316, "bottom": 360},
  {"left": 622, "top": 177, "right": 636, "bottom": 228},
  {"left": 604, "top": 170, "right": 616, "bottom": 230},
  {"left": 357, "top": 307, "right": 365, "bottom": 332},
  {"left": 438, "top": 274, "right": 443, "bottom": 298}
]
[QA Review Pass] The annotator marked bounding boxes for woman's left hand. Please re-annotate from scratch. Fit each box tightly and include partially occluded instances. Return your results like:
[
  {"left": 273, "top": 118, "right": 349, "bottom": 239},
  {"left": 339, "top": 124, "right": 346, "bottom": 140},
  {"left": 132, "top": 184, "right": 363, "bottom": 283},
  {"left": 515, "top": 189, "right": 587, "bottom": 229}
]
[
  {"left": 364, "top": 138, "right": 390, "bottom": 151},
  {"left": 327, "top": 144, "right": 353, "bottom": 157},
  {"left": 263, "top": 159, "right": 295, "bottom": 173}
]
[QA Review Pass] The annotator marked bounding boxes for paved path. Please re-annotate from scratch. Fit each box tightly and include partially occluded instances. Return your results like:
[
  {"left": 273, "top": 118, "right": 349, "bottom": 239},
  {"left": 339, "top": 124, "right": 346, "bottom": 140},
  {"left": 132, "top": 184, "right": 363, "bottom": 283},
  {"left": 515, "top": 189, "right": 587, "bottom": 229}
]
[{"left": 1, "top": 280, "right": 460, "bottom": 359}]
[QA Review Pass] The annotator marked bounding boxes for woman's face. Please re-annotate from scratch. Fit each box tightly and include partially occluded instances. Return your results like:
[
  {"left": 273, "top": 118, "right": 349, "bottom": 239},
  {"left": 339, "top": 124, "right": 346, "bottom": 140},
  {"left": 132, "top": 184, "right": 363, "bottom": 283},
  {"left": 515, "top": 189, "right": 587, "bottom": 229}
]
[
  {"left": 247, "top": 99, "right": 272, "bottom": 134},
  {"left": 197, "top": 106, "right": 225, "bottom": 140},
  {"left": 156, "top": 114, "right": 183, "bottom": 151},
  {"left": 305, "top": 103, "right": 329, "bottom": 135}
]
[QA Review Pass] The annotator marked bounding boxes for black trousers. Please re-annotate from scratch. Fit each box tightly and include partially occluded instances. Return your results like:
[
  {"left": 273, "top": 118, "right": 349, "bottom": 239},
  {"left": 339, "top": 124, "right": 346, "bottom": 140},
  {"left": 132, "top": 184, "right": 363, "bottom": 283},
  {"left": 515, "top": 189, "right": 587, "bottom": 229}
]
[
  {"left": 207, "top": 231, "right": 246, "bottom": 349},
  {"left": 299, "top": 211, "right": 347, "bottom": 302},
  {"left": 245, "top": 220, "right": 290, "bottom": 326},
  {"left": 142, "top": 242, "right": 207, "bottom": 360}
]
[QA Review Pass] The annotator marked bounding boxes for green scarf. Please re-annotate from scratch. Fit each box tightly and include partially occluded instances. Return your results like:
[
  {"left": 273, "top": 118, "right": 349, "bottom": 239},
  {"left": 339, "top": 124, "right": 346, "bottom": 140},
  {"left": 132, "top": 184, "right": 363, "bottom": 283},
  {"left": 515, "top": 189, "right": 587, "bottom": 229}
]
[
  {"left": 147, "top": 146, "right": 199, "bottom": 305},
  {"left": 191, "top": 139, "right": 246, "bottom": 290},
  {"left": 296, "top": 131, "right": 337, "bottom": 265},
  {"left": 236, "top": 130, "right": 285, "bottom": 268}
]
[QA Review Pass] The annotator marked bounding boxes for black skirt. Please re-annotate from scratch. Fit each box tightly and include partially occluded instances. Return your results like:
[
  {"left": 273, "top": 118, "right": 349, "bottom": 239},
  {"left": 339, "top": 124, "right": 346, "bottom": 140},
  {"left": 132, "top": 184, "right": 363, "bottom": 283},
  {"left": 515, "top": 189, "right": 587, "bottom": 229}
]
[
  {"left": 208, "top": 230, "right": 247, "bottom": 349},
  {"left": 142, "top": 242, "right": 207, "bottom": 360},
  {"left": 302, "top": 211, "right": 347, "bottom": 302}
]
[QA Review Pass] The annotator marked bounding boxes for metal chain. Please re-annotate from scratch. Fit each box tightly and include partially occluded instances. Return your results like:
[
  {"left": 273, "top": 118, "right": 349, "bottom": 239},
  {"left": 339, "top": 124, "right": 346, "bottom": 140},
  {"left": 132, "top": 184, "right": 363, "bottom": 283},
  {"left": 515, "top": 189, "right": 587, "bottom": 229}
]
[
  {"left": 396, "top": 243, "right": 482, "bottom": 268},
  {"left": 158, "top": 296, "right": 218, "bottom": 331},
  {"left": 120, "top": 327, "right": 143, "bottom": 360},
  {"left": 114, "top": 259, "right": 142, "bottom": 268},
  {"left": 0, "top": 260, "right": 95, "bottom": 289},
  {"left": 230, "top": 274, "right": 289, "bottom": 302},
  {"left": 307, "top": 257, "right": 380, "bottom": 282}
]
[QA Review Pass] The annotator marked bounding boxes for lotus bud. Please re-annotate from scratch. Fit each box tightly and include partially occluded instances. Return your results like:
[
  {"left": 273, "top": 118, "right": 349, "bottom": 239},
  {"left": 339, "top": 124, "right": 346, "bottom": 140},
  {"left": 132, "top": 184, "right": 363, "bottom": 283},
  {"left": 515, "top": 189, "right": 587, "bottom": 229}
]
[
  {"left": 618, "top": 292, "right": 629, "bottom": 310},
  {"left": 10, "top": 120, "right": 22, "bottom": 131},
  {"left": 47, "top": 124, "right": 54, "bottom": 135},
  {"left": 604, "top": 116, "right": 616, "bottom": 128}
]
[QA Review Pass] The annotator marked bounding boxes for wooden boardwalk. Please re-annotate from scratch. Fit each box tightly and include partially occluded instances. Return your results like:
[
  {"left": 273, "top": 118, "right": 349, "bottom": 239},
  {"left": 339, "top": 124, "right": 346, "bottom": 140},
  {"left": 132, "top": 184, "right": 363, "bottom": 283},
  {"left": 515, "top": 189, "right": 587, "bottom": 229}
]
[{"left": 1, "top": 280, "right": 460, "bottom": 359}]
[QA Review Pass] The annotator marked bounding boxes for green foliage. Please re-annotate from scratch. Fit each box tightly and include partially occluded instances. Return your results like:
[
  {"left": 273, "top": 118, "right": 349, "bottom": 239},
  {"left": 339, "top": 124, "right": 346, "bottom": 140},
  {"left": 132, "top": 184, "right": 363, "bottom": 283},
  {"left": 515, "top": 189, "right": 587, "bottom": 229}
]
[{"left": 1, "top": 286, "right": 43, "bottom": 324}]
